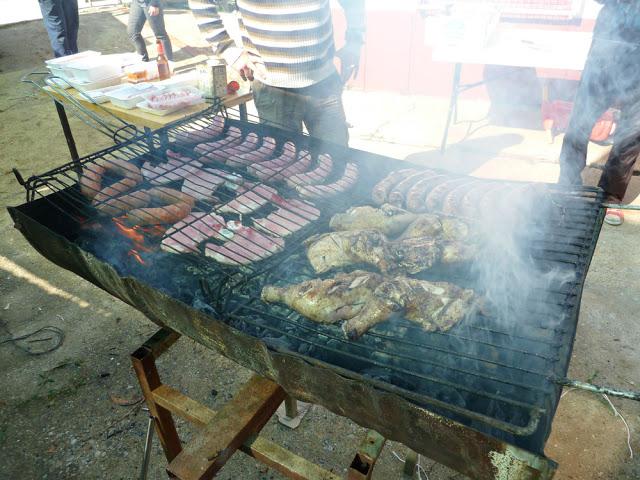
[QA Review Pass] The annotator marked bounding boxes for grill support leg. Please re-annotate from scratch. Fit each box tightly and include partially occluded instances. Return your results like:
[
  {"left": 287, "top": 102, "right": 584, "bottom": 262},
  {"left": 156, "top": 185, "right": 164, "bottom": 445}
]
[
  {"left": 54, "top": 100, "right": 80, "bottom": 167},
  {"left": 402, "top": 450, "right": 418, "bottom": 479},
  {"left": 131, "top": 328, "right": 183, "bottom": 464},
  {"left": 130, "top": 328, "right": 390, "bottom": 480}
]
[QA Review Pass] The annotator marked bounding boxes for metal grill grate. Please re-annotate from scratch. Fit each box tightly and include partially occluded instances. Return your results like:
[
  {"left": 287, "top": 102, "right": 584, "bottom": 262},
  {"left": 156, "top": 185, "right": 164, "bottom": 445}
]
[{"left": 15, "top": 105, "right": 605, "bottom": 452}]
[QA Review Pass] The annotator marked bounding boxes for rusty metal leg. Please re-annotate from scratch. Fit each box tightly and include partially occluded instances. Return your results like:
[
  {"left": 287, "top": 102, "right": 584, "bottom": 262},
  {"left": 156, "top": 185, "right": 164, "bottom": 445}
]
[
  {"left": 131, "top": 329, "right": 182, "bottom": 463},
  {"left": 402, "top": 450, "right": 418, "bottom": 479},
  {"left": 347, "top": 430, "right": 386, "bottom": 480},
  {"left": 276, "top": 394, "right": 311, "bottom": 429}
]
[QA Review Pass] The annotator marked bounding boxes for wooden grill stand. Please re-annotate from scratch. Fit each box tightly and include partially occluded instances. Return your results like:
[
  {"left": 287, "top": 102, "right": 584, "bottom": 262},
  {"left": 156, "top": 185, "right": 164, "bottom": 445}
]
[{"left": 131, "top": 328, "right": 412, "bottom": 480}]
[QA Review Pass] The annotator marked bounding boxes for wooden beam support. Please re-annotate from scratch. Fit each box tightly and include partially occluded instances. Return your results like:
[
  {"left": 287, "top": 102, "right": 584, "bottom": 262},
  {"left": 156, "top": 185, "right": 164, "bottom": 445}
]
[
  {"left": 153, "top": 385, "right": 340, "bottom": 480},
  {"left": 167, "top": 375, "right": 286, "bottom": 480}
]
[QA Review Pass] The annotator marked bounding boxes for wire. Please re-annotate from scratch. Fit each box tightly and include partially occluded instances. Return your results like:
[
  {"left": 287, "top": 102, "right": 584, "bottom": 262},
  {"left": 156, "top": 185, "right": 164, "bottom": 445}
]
[
  {"left": 0, "top": 323, "right": 65, "bottom": 355},
  {"left": 603, "top": 394, "right": 634, "bottom": 460}
]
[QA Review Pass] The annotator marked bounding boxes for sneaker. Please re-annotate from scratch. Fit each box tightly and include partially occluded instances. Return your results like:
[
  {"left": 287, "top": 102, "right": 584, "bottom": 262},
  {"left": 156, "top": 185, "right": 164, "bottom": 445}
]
[{"left": 604, "top": 209, "right": 624, "bottom": 226}]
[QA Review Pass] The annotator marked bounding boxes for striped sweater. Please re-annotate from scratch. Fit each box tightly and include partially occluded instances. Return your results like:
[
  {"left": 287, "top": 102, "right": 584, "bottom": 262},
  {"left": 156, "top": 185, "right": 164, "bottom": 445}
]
[{"left": 188, "top": 0, "right": 365, "bottom": 88}]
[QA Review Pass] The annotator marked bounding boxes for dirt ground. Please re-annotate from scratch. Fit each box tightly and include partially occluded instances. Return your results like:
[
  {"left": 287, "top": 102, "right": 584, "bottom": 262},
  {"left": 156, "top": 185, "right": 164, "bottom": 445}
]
[{"left": 0, "top": 6, "right": 638, "bottom": 480}]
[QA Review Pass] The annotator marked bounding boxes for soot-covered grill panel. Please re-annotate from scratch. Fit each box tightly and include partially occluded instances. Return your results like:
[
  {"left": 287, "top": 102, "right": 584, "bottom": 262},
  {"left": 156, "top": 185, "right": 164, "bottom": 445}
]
[{"left": 9, "top": 109, "right": 605, "bottom": 454}]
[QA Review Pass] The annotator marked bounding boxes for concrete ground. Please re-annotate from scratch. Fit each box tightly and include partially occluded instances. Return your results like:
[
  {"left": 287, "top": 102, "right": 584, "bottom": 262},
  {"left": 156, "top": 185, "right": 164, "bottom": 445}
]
[{"left": 0, "top": 6, "right": 638, "bottom": 480}]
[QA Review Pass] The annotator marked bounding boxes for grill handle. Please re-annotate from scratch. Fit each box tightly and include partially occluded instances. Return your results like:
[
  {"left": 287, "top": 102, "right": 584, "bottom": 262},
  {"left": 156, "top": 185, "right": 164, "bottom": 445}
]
[
  {"left": 555, "top": 378, "right": 640, "bottom": 401},
  {"left": 21, "top": 71, "right": 139, "bottom": 144}
]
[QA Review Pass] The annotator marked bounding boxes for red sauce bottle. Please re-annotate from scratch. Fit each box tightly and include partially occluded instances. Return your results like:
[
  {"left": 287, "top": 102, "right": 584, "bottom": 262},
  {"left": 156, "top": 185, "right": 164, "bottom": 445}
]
[{"left": 156, "top": 40, "right": 171, "bottom": 80}]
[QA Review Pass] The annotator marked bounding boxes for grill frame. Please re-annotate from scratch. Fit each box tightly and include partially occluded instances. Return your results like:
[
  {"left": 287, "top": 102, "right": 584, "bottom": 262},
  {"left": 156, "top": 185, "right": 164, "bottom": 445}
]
[{"left": 9, "top": 107, "right": 606, "bottom": 479}]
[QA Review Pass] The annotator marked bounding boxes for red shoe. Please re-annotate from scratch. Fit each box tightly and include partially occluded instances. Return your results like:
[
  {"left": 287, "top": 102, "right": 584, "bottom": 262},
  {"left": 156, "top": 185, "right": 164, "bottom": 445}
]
[{"left": 604, "top": 209, "right": 624, "bottom": 226}]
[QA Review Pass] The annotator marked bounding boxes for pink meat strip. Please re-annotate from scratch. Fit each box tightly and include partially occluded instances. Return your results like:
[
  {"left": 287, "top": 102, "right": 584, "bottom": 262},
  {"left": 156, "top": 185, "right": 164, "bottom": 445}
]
[
  {"left": 286, "top": 153, "right": 333, "bottom": 187},
  {"left": 141, "top": 150, "right": 203, "bottom": 185},
  {"left": 218, "top": 182, "right": 280, "bottom": 214},
  {"left": 198, "top": 132, "right": 261, "bottom": 164},
  {"left": 173, "top": 116, "right": 225, "bottom": 145},
  {"left": 205, "top": 221, "right": 285, "bottom": 265},
  {"left": 194, "top": 127, "right": 244, "bottom": 162},
  {"left": 161, "top": 212, "right": 226, "bottom": 254},
  {"left": 246, "top": 141, "right": 296, "bottom": 180},
  {"left": 254, "top": 199, "right": 320, "bottom": 237},
  {"left": 181, "top": 168, "right": 243, "bottom": 203},
  {"left": 226, "top": 137, "right": 277, "bottom": 168},
  {"left": 296, "top": 163, "right": 359, "bottom": 199},
  {"left": 249, "top": 149, "right": 312, "bottom": 182}
]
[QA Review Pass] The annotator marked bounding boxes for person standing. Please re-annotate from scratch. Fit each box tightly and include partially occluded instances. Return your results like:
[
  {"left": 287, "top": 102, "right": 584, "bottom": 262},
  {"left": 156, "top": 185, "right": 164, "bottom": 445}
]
[
  {"left": 558, "top": 0, "right": 640, "bottom": 225},
  {"left": 188, "top": 0, "right": 365, "bottom": 146},
  {"left": 39, "top": 0, "right": 79, "bottom": 58},
  {"left": 128, "top": 0, "right": 174, "bottom": 62}
]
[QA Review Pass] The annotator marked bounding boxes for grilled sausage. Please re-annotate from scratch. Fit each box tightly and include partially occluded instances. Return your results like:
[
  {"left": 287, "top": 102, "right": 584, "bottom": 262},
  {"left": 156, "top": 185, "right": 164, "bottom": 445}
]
[
  {"left": 173, "top": 115, "right": 226, "bottom": 145},
  {"left": 371, "top": 169, "right": 419, "bottom": 205},
  {"left": 86, "top": 158, "right": 143, "bottom": 205},
  {"left": 423, "top": 177, "right": 471, "bottom": 213},
  {"left": 387, "top": 170, "right": 439, "bottom": 207},
  {"left": 226, "top": 137, "right": 277, "bottom": 168},
  {"left": 94, "top": 190, "right": 151, "bottom": 217},
  {"left": 124, "top": 187, "right": 195, "bottom": 226},
  {"left": 79, "top": 164, "right": 106, "bottom": 201},
  {"left": 405, "top": 175, "right": 450, "bottom": 212},
  {"left": 286, "top": 154, "right": 333, "bottom": 187}
]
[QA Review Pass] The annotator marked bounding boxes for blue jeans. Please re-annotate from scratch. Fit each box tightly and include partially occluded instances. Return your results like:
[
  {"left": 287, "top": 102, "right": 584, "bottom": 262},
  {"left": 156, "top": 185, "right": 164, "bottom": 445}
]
[
  {"left": 252, "top": 73, "right": 349, "bottom": 146},
  {"left": 127, "top": 1, "right": 173, "bottom": 62},
  {"left": 39, "top": 0, "right": 79, "bottom": 58}
]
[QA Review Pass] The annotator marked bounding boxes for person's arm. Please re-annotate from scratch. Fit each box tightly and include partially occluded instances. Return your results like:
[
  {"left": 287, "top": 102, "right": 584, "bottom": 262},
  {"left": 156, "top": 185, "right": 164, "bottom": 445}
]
[
  {"left": 336, "top": 0, "right": 366, "bottom": 82},
  {"left": 187, "top": 0, "right": 243, "bottom": 67}
]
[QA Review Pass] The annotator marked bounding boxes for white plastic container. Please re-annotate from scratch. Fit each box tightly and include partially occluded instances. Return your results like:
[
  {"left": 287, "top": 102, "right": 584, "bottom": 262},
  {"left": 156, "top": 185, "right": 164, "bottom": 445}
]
[
  {"left": 79, "top": 84, "right": 125, "bottom": 104},
  {"left": 137, "top": 86, "right": 204, "bottom": 115},
  {"left": 45, "top": 50, "right": 101, "bottom": 81},
  {"left": 104, "top": 83, "right": 159, "bottom": 109},
  {"left": 68, "top": 74, "right": 124, "bottom": 92},
  {"left": 65, "top": 56, "right": 122, "bottom": 83}
]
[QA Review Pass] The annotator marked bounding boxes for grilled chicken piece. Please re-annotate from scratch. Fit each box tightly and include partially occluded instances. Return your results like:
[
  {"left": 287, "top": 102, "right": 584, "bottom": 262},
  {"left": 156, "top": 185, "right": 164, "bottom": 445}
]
[
  {"left": 329, "top": 204, "right": 419, "bottom": 236},
  {"left": 261, "top": 270, "right": 384, "bottom": 324},
  {"left": 343, "top": 277, "right": 477, "bottom": 339},
  {"left": 400, "top": 215, "right": 470, "bottom": 242},
  {"left": 305, "top": 230, "right": 392, "bottom": 274},
  {"left": 306, "top": 225, "right": 475, "bottom": 274}
]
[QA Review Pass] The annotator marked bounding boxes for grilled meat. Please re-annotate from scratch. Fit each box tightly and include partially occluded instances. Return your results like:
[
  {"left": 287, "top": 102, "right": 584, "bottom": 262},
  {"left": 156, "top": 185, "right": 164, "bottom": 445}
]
[
  {"left": 329, "top": 204, "right": 419, "bottom": 236},
  {"left": 124, "top": 187, "right": 195, "bottom": 227},
  {"left": 296, "top": 163, "right": 359, "bottom": 199},
  {"left": 306, "top": 224, "right": 475, "bottom": 274},
  {"left": 141, "top": 150, "right": 203, "bottom": 186},
  {"left": 198, "top": 132, "right": 261, "bottom": 164},
  {"left": 286, "top": 154, "right": 333, "bottom": 187},
  {"left": 181, "top": 168, "right": 243, "bottom": 203},
  {"left": 195, "top": 127, "right": 244, "bottom": 161},
  {"left": 388, "top": 170, "right": 439, "bottom": 207},
  {"left": 161, "top": 212, "right": 226, "bottom": 254},
  {"left": 342, "top": 277, "right": 477, "bottom": 339},
  {"left": 218, "top": 182, "right": 280, "bottom": 214},
  {"left": 205, "top": 220, "right": 284, "bottom": 265},
  {"left": 247, "top": 142, "right": 297, "bottom": 180},
  {"left": 226, "top": 137, "right": 277, "bottom": 168},
  {"left": 371, "top": 168, "right": 419, "bottom": 205},
  {"left": 261, "top": 270, "right": 385, "bottom": 324},
  {"left": 262, "top": 272, "right": 476, "bottom": 338},
  {"left": 174, "top": 115, "right": 225, "bottom": 145},
  {"left": 254, "top": 199, "right": 320, "bottom": 237}
]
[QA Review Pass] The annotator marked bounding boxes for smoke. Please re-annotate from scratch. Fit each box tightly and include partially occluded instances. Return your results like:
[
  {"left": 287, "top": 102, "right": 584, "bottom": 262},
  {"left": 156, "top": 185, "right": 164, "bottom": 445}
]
[{"left": 469, "top": 183, "right": 576, "bottom": 331}]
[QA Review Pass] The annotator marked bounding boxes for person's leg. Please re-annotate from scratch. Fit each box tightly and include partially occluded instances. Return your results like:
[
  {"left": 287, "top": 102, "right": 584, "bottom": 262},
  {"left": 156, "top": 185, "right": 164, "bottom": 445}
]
[
  {"left": 558, "top": 40, "right": 616, "bottom": 185},
  {"left": 38, "top": 0, "right": 67, "bottom": 57},
  {"left": 62, "top": 0, "right": 79, "bottom": 54},
  {"left": 252, "top": 80, "right": 304, "bottom": 133},
  {"left": 301, "top": 73, "right": 349, "bottom": 146},
  {"left": 128, "top": 1, "right": 149, "bottom": 61},
  {"left": 598, "top": 111, "right": 640, "bottom": 203},
  {"left": 145, "top": 6, "right": 173, "bottom": 61}
]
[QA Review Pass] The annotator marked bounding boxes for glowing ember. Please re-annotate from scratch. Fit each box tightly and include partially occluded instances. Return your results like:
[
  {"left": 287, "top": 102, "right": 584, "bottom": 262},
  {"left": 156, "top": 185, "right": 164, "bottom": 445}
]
[
  {"left": 113, "top": 218, "right": 145, "bottom": 244},
  {"left": 128, "top": 249, "right": 145, "bottom": 265}
]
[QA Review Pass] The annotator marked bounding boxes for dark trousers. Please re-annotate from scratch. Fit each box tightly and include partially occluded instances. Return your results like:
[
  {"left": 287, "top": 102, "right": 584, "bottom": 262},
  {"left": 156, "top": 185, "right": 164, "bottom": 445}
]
[
  {"left": 252, "top": 73, "right": 349, "bottom": 146},
  {"left": 559, "top": 37, "right": 640, "bottom": 202},
  {"left": 39, "top": 0, "right": 79, "bottom": 58},
  {"left": 127, "top": 1, "right": 173, "bottom": 62}
]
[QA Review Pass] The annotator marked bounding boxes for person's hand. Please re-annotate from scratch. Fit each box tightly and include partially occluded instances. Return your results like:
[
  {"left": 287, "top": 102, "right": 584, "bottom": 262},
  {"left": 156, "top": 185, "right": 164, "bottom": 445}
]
[
  {"left": 335, "top": 42, "right": 362, "bottom": 83},
  {"left": 231, "top": 52, "right": 266, "bottom": 82},
  {"left": 148, "top": 5, "right": 160, "bottom": 16}
]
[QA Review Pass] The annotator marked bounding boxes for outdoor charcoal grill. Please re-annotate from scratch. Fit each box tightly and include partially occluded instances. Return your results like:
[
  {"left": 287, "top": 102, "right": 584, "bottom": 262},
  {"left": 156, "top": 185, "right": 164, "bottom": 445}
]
[{"left": 8, "top": 103, "right": 613, "bottom": 479}]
